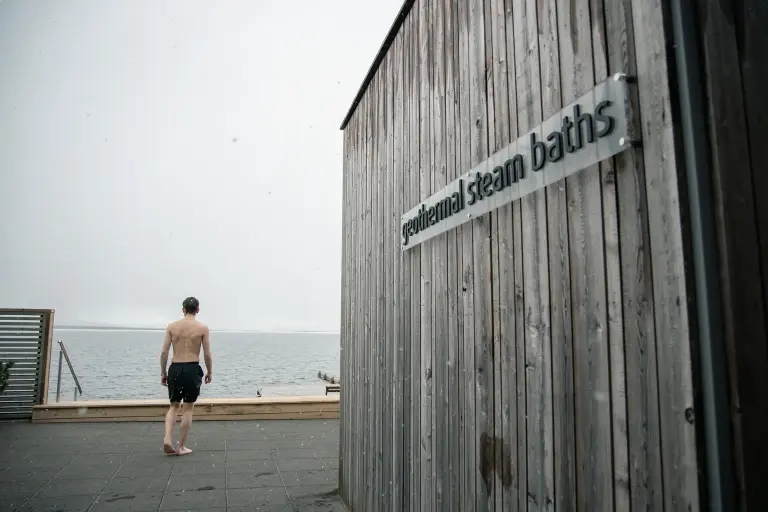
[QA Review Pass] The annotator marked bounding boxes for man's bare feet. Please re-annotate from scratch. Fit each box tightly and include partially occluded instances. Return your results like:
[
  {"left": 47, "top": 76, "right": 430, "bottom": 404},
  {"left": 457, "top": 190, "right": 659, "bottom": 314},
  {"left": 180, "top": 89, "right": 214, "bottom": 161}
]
[
  {"left": 163, "top": 440, "right": 176, "bottom": 455},
  {"left": 176, "top": 442, "right": 192, "bottom": 456}
]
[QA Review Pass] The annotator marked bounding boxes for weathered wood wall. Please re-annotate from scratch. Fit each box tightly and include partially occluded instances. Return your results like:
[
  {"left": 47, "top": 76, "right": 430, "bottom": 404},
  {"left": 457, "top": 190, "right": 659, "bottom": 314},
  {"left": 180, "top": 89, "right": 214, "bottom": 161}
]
[
  {"left": 694, "top": 0, "right": 768, "bottom": 509},
  {"left": 339, "top": 0, "right": 700, "bottom": 509}
]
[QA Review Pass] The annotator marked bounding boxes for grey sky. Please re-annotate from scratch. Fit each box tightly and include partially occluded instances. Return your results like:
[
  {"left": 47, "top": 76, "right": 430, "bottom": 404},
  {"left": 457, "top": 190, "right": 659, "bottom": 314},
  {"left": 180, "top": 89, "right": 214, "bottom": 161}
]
[{"left": 0, "top": 0, "right": 402, "bottom": 331}]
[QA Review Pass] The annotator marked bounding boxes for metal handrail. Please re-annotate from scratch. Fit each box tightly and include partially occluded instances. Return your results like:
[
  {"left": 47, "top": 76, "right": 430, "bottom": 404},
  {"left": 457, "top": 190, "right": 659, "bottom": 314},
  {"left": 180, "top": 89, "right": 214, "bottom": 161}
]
[{"left": 55, "top": 340, "right": 83, "bottom": 402}]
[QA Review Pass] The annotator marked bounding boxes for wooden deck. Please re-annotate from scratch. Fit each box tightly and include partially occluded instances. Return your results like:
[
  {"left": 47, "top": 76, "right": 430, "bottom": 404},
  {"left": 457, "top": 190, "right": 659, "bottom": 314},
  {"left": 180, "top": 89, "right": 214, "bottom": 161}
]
[{"left": 31, "top": 396, "right": 340, "bottom": 423}]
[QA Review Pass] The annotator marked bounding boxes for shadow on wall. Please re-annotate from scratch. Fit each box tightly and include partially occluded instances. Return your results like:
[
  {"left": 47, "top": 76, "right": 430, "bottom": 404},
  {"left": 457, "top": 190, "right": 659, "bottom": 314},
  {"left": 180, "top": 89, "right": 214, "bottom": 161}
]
[{"left": 480, "top": 432, "right": 513, "bottom": 496}]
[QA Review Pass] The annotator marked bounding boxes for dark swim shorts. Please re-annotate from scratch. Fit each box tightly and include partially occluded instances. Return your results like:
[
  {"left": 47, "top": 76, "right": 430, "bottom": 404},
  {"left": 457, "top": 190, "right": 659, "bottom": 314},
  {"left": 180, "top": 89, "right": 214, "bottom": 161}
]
[{"left": 167, "top": 362, "right": 204, "bottom": 403}]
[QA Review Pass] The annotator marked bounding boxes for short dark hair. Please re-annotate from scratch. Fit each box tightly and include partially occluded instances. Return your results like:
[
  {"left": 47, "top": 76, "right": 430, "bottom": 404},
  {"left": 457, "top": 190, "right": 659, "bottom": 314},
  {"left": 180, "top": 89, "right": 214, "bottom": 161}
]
[{"left": 182, "top": 297, "right": 200, "bottom": 314}]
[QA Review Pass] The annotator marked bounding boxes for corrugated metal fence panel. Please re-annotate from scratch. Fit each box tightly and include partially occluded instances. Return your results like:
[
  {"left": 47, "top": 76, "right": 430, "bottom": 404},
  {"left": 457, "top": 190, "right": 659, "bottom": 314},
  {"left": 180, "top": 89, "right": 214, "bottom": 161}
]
[{"left": 0, "top": 310, "right": 53, "bottom": 419}]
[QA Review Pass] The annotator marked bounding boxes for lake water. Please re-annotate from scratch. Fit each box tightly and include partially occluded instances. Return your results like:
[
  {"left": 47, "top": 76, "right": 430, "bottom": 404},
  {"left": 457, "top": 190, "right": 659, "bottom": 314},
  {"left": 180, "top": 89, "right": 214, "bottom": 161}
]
[{"left": 47, "top": 329, "right": 340, "bottom": 402}]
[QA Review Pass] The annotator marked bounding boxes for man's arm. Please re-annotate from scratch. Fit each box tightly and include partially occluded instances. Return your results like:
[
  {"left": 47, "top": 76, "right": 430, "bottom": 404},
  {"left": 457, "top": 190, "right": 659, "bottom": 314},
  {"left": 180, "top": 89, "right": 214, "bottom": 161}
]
[
  {"left": 202, "top": 326, "right": 213, "bottom": 382},
  {"left": 160, "top": 326, "right": 172, "bottom": 378}
]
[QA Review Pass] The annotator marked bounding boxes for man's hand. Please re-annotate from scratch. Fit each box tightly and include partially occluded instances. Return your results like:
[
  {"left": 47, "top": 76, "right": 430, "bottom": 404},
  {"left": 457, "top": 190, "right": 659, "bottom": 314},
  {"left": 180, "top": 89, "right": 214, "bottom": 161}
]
[
  {"left": 160, "top": 325, "right": 171, "bottom": 380},
  {"left": 205, "top": 373, "right": 212, "bottom": 384}
]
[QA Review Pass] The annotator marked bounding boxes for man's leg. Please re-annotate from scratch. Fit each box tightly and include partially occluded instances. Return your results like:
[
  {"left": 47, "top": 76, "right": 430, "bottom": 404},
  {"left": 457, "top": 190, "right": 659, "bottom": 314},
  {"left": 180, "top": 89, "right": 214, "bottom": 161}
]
[
  {"left": 177, "top": 402, "right": 195, "bottom": 455},
  {"left": 164, "top": 402, "right": 180, "bottom": 454}
]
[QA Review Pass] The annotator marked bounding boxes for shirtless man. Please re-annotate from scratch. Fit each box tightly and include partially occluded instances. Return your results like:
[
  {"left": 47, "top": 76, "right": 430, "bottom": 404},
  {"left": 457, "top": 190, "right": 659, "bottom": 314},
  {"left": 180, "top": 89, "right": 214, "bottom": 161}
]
[{"left": 160, "top": 297, "right": 213, "bottom": 455}]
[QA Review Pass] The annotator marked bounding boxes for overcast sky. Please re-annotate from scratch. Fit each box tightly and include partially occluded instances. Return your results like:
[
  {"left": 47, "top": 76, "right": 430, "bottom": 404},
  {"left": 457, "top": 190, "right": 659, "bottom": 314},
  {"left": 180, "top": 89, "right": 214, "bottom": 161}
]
[{"left": 0, "top": 0, "right": 402, "bottom": 331}]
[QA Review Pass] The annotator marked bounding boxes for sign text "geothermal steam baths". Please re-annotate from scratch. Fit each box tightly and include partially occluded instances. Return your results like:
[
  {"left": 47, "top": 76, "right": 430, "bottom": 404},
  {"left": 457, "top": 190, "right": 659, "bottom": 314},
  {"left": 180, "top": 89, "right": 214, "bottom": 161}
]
[{"left": 400, "top": 75, "right": 635, "bottom": 250}]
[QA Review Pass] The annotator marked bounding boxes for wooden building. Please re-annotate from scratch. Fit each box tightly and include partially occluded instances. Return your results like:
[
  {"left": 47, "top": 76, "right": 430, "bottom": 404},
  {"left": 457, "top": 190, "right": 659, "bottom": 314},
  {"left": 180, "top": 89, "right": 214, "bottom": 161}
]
[{"left": 338, "top": 0, "right": 767, "bottom": 510}]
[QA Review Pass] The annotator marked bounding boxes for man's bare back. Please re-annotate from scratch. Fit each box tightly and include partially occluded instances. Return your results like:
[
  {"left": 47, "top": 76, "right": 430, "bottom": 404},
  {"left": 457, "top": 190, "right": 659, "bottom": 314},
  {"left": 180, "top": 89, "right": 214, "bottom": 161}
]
[{"left": 166, "top": 317, "right": 209, "bottom": 363}]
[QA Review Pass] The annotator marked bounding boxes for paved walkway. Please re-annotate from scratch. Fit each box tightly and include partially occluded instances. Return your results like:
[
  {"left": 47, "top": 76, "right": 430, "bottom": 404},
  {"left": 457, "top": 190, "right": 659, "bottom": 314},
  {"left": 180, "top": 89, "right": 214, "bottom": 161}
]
[{"left": 0, "top": 419, "right": 343, "bottom": 511}]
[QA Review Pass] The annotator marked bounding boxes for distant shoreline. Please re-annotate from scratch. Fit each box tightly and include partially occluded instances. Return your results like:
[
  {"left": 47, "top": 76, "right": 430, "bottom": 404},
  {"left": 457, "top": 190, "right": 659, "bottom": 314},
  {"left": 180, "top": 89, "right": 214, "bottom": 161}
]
[{"left": 56, "top": 326, "right": 340, "bottom": 334}]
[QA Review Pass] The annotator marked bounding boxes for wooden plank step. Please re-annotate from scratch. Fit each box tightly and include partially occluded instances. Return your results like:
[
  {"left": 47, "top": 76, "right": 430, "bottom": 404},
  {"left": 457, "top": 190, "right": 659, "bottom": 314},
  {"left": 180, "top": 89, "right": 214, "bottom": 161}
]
[{"left": 32, "top": 396, "right": 339, "bottom": 423}]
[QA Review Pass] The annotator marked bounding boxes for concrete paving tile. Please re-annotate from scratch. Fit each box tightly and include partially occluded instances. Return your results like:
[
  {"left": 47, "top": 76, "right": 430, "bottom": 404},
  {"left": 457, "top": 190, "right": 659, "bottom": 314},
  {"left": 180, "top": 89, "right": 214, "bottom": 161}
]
[
  {"left": 219, "top": 425, "right": 259, "bottom": 434},
  {"left": 186, "top": 427, "right": 226, "bottom": 436},
  {"left": 261, "top": 440, "right": 314, "bottom": 450},
  {"left": 322, "top": 457, "right": 338, "bottom": 470},
  {"left": 285, "top": 484, "right": 340, "bottom": 501},
  {"left": 303, "top": 435, "right": 338, "bottom": 446},
  {"left": 37, "top": 477, "right": 109, "bottom": 498},
  {"left": 0, "top": 479, "right": 46, "bottom": 495},
  {"left": 181, "top": 432, "right": 225, "bottom": 443},
  {"left": 225, "top": 460, "right": 278, "bottom": 475},
  {"left": 163, "top": 509, "right": 227, "bottom": 512},
  {"left": 224, "top": 450, "right": 273, "bottom": 462},
  {"left": 226, "top": 426, "right": 276, "bottom": 434},
  {"left": 87, "top": 444, "right": 137, "bottom": 454},
  {"left": 183, "top": 440, "right": 226, "bottom": 452},
  {"left": 311, "top": 444, "right": 338, "bottom": 458},
  {"left": 225, "top": 435, "right": 269, "bottom": 444},
  {"left": 6, "top": 440, "right": 43, "bottom": 448},
  {"left": 57, "top": 463, "right": 119, "bottom": 480},
  {"left": 227, "top": 506, "right": 294, "bottom": 512},
  {"left": 131, "top": 437, "right": 163, "bottom": 445},
  {"left": 269, "top": 449, "right": 317, "bottom": 460},
  {"left": 260, "top": 432, "right": 310, "bottom": 441},
  {"left": 17, "top": 494, "right": 98, "bottom": 511},
  {"left": 279, "top": 470, "right": 337, "bottom": 487},
  {"left": 225, "top": 441, "right": 273, "bottom": 451},
  {"left": 103, "top": 476, "right": 170, "bottom": 495},
  {"left": 291, "top": 496, "right": 346, "bottom": 512},
  {"left": 20, "top": 426, "right": 87, "bottom": 437},
  {"left": 97, "top": 427, "right": 151, "bottom": 436},
  {"left": 23, "top": 446, "right": 84, "bottom": 456},
  {"left": 159, "top": 489, "right": 226, "bottom": 510},
  {"left": 171, "top": 462, "right": 225, "bottom": 476},
  {"left": 124, "top": 452, "right": 174, "bottom": 464},
  {"left": 16, "top": 454, "right": 78, "bottom": 468},
  {"left": 0, "top": 462, "right": 20, "bottom": 475},
  {"left": 0, "top": 492, "right": 36, "bottom": 512},
  {"left": 166, "top": 473, "right": 225, "bottom": 492},
  {"left": 90, "top": 492, "right": 164, "bottom": 512},
  {"left": 136, "top": 431, "right": 167, "bottom": 440},
  {"left": 83, "top": 439, "right": 142, "bottom": 448},
  {"left": 127, "top": 444, "right": 164, "bottom": 455},
  {"left": 176, "top": 450, "right": 225, "bottom": 464},
  {"left": 226, "top": 487, "right": 290, "bottom": 508},
  {"left": 310, "top": 436, "right": 339, "bottom": 445},
  {"left": 1, "top": 420, "right": 341, "bottom": 511},
  {"left": 0, "top": 466, "right": 63, "bottom": 482},
  {"left": 0, "top": 447, "right": 31, "bottom": 459},
  {"left": 226, "top": 471, "right": 283, "bottom": 489},
  {"left": 274, "top": 458, "right": 326, "bottom": 472},
  {"left": 72, "top": 453, "right": 129, "bottom": 466},
  {"left": 5, "top": 440, "right": 38, "bottom": 448},
  {"left": 115, "top": 461, "right": 174, "bottom": 478},
  {"left": 248, "top": 420, "right": 311, "bottom": 431},
  {"left": 180, "top": 437, "right": 226, "bottom": 447},
  {"left": 101, "top": 434, "right": 145, "bottom": 442}
]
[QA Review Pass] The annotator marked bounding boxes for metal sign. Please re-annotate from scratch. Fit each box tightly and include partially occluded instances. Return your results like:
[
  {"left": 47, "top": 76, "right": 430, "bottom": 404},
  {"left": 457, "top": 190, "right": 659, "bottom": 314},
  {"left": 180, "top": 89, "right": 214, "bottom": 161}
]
[{"left": 401, "top": 74, "right": 635, "bottom": 250}]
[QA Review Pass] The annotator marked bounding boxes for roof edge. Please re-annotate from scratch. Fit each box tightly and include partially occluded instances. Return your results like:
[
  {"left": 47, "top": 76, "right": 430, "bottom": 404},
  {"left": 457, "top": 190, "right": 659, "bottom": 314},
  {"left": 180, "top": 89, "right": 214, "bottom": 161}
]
[{"left": 339, "top": 0, "right": 416, "bottom": 130}]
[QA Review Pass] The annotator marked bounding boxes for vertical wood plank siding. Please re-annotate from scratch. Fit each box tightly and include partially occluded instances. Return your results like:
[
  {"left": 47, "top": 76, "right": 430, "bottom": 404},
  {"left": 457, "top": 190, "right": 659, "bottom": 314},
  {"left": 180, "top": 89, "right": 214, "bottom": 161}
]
[{"left": 339, "top": 0, "right": 701, "bottom": 508}]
